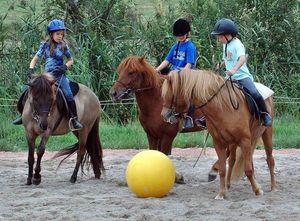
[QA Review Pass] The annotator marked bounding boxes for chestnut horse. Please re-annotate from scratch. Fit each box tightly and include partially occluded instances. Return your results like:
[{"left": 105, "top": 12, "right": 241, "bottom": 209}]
[
  {"left": 161, "top": 69, "right": 277, "bottom": 199},
  {"left": 110, "top": 56, "right": 205, "bottom": 155},
  {"left": 22, "top": 73, "right": 103, "bottom": 185}
]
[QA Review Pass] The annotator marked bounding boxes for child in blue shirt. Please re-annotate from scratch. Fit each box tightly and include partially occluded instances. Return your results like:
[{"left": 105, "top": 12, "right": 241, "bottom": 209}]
[
  {"left": 156, "top": 18, "right": 196, "bottom": 74},
  {"left": 13, "top": 19, "right": 83, "bottom": 130},
  {"left": 156, "top": 18, "right": 199, "bottom": 129},
  {"left": 211, "top": 18, "right": 272, "bottom": 127}
]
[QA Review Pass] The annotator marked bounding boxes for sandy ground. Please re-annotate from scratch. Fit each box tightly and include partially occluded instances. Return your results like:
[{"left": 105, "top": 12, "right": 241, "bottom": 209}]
[{"left": 0, "top": 148, "right": 299, "bottom": 221}]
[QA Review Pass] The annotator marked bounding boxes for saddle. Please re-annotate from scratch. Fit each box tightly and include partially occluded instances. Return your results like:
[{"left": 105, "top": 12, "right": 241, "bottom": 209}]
[
  {"left": 16, "top": 81, "right": 80, "bottom": 115},
  {"left": 240, "top": 82, "right": 274, "bottom": 118}
]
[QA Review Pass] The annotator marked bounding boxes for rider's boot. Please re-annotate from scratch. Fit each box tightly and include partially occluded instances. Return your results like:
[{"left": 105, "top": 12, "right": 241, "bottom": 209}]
[{"left": 68, "top": 100, "right": 83, "bottom": 130}]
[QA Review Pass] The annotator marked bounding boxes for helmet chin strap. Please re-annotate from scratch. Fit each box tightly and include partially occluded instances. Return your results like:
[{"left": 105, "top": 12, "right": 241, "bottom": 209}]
[{"left": 224, "top": 35, "right": 234, "bottom": 57}]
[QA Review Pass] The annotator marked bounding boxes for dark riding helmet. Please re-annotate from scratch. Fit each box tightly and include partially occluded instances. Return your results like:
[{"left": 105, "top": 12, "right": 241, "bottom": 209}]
[
  {"left": 173, "top": 19, "right": 191, "bottom": 36},
  {"left": 47, "top": 19, "right": 66, "bottom": 33},
  {"left": 211, "top": 18, "right": 237, "bottom": 36}
]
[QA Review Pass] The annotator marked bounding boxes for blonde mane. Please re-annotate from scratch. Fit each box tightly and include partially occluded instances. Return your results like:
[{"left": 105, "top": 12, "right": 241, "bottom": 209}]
[{"left": 166, "top": 69, "right": 241, "bottom": 110}]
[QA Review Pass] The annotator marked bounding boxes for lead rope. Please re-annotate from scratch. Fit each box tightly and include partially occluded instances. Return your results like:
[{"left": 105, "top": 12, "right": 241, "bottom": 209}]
[{"left": 193, "top": 130, "right": 210, "bottom": 168}]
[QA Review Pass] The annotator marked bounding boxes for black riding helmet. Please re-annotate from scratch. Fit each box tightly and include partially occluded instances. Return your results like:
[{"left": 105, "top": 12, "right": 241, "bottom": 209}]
[
  {"left": 173, "top": 19, "right": 191, "bottom": 36},
  {"left": 211, "top": 18, "right": 237, "bottom": 37}
]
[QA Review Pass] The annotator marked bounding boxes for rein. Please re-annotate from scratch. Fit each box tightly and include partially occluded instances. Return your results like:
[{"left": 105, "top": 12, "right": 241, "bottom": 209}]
[{"left": 195, "top": 76, "right": 239, "bottom": 110}]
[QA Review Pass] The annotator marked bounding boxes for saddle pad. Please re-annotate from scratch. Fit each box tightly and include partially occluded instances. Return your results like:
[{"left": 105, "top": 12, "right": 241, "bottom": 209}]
[{"left": 254, "top": 82, "right": 274, "bottom": 100}]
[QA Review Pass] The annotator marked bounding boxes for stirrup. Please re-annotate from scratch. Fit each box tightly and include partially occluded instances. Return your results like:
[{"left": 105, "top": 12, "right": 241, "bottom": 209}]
[
  {"left": 12, "top": 117, "right": 23, "bottom": 125},
  {"left": 261, "top": 112, "right": 272, "bottom": 127},
  {"left": 195, "top": 116, "right": 206, "bottom": 129},
  {"left": 69, "top": 117, "right": 83, "bottom": 131},
  {"left": 183, "top": 116, "right": 193, "bottom": 129}
]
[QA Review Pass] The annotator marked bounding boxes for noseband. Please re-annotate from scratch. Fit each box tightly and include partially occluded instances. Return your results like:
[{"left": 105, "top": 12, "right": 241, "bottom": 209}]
[{"left": 116, "top": 80, "right": 152, "bottom": 96}]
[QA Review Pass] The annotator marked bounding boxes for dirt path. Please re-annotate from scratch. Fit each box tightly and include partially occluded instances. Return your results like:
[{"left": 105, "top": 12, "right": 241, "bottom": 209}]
[{"left": 0, "top": 148, "right": 299, "bottom": 221}]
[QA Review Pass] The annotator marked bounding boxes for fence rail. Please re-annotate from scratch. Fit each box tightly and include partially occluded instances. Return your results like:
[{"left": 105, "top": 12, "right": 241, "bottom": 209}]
[{"left": 1, "top": 97, "right": 300, "bottom": 107}]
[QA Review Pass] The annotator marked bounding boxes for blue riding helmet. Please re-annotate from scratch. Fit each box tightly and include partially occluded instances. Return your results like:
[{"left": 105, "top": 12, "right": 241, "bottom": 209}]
[
  {"left": 211, "top": 18, "right": 237, "bottom": 36},
  {"left": 47, "top": 19, "right": 66, "bottom": 33}
]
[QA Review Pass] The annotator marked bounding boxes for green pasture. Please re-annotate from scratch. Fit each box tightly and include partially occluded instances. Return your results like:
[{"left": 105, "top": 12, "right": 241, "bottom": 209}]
[{"left": 0, "top": 111, "right": 299, "bottom": 152}]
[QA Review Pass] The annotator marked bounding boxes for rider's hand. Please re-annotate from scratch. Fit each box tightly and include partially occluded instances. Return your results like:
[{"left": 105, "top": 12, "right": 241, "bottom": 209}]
[
  {"left": 27, "top": 68, "right": 34, "bottom": 80},
  {"left": 57, "top": 64, "right": 69, "bottom": 73}
]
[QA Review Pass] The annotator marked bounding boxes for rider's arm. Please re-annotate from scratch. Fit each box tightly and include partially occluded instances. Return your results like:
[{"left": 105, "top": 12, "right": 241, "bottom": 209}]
[{"left": 29, "top": 55, "right": 39, "bottom": 69}]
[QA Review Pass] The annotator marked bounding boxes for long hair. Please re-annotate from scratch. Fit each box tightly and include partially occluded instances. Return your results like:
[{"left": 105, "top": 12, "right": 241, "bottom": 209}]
[{"left": 46, "top": 31, "right": 66, "bottom": 56}]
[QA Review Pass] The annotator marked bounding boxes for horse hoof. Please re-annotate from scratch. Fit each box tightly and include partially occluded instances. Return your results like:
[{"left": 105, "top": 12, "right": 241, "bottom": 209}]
[
  {"left": 208, "top": 174, "right": 217, "bottom": 182},
  {"left": 95, "top": 174, "right": 101, "bottom": 179},
  {"left": 70, "top": 176, "right": 77, "bottom": 183},
  {"left": 214, "top": 194, "right": 225, "bottom": 200},
  {"left": 175, "top": 173, "right": 185, "bottom": 184},
  {"left": 26, "top": 179, "right": 32, "bottom": 185},
  {"left": 255, "top": 189, "right": 263, "bottom": 196},
  {"left": 33, "top": 178, "right": 41, "bottom": 185}
]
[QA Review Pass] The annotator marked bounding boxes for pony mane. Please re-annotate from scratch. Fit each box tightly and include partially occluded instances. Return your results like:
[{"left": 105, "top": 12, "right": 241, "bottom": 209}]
[
  {"left": 168, "top": 69, "right": 240, "bottom": 110},
  {"left": 30, "top": 73, "right": 55, "bottom": 98},
  {"left": 117, "top": 56, "right": 161, "bottom": 88}
]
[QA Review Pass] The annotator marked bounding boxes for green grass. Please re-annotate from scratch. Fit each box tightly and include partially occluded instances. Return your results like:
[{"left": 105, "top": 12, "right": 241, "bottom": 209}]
[
  {"left": 0, "top": 0, "right": 43, "bottom": 25},
  {"left": 1, "top": 112, "right": 299, "bottom": 152}
]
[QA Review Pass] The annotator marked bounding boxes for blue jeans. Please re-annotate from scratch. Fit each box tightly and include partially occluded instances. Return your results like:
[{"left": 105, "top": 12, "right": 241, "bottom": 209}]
[
  {"left": 237, "top": 77, "right": 268, "bottom": 113},
  {"left": 56, "top": 75, "right": 74, "bottom": 102}
]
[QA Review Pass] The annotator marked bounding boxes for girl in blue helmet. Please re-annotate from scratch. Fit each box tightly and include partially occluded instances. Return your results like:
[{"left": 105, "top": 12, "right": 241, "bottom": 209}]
[
  {"left": 211, "top": 18, "right": 272, "bottom": 127},
  {"left": 13, "top": 19, "right": 83, "bottom": 130}
]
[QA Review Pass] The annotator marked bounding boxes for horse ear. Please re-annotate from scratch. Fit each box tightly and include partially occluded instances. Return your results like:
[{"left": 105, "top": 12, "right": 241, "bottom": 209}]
[{"left": 139, "top": 56, "right": 145, "bottom": 63}]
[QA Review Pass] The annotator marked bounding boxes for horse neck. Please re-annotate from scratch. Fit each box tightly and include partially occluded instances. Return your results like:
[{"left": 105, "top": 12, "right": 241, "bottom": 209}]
[{"left": 135, "top": 85, "right": 162, "bottom": 111}]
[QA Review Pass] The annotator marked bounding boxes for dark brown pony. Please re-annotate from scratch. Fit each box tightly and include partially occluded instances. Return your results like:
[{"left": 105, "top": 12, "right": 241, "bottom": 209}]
[
  {"left": 110, "top": 56, "right": 205, "bottom": 155},
  {"left": 22, "top": 73, "right": 103, "bottom": 185},
  {"left": 161, "top": 69, "right": 277, "bottom": 199}
]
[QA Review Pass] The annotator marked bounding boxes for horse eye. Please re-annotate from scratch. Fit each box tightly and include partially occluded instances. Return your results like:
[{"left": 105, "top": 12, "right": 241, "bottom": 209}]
[{"left": 128, "top": 72, "right": 134, "bottom": 76}]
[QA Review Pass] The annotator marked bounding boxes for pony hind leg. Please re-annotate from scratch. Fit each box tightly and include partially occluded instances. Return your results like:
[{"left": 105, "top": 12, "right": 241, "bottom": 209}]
[
  {"left": 262, "top": 126, "right": 277, "bottom": 191},
  {"left": 208, "top": 147, "right": 230, "bottom": 182},
  {"left": 160, "top": 136, "right": 185, "bottom": 184},
  {"left": 226, "top": 145, "right": 237, "bottom": 189}
]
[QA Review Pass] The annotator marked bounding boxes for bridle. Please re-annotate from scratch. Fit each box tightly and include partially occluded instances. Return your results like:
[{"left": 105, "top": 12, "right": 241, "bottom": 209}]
[{"left": 116, "top": 80, "right": 152, "bottom": 97}]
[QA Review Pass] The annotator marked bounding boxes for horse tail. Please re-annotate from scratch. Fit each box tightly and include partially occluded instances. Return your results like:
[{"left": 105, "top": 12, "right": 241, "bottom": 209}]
[
  {"left": 230, "top": 146, "right": 244, "bottom": 183},
  {"left": 53, "top": 142, "right": 79, "bottom": 169},
  {"left": 230, "top": 140, "right": 258, "bottom": 183},
  {"left": 85, "top": 116, "right": 104, "bottom": 177}
]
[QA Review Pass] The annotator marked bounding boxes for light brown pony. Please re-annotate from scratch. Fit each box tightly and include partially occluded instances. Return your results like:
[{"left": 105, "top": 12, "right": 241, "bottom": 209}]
[
  {"left": 22, "top": 73, "right": 103, "bottom": 185},
  {"left": 110, "top": 56, "right": 205, "bottom": 155},
  {"left": 161, "top": 69, "right": 277, "bottom": 199}
]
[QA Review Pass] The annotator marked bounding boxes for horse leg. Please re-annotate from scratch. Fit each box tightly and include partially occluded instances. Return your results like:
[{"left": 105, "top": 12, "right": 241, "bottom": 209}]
[
  {"left": 226, "top": 145, "right": 237, "bottom": 189},
  {"left": 32, "top": 137, "right": 48, "bottom": 185},
  {"left": 146, "top": 133, "right": 159, "bottom": 151},
  {"left": 262, "top": 126, "right": 277, "bottom": 191},
  {"left": 160, "top": 136, "right": 184, "bottom": 184},
  {"left": 26, "top": 134, "right": 36, "bottom": 185},
  {"left": 70, "top": 132, "right": 87, "bottom": 183},
  {"left": 241, "top": 141, "right": 263, "bottom": 196},
  {"left": 208, "top": 147, "right": 230, "bottom": 182},
  {"left": 214, "top": 144, "right": 227, "bottom": 199}
]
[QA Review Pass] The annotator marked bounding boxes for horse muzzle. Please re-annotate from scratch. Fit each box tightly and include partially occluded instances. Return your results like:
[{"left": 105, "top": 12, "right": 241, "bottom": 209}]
[
  {"left": 110, "top": 88, "right": 132, "bottom": 101},
  {"left": 161, "top": 107, "right": 178, "bottom": 124}
]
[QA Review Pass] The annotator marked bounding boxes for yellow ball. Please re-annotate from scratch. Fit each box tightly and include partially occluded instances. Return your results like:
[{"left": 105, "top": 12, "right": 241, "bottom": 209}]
[{"left": 126, "top": 150, "right": 175, "bottom": 198}]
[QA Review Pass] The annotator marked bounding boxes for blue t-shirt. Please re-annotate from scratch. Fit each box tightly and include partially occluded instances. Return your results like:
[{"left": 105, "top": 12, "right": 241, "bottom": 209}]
[
  {"left": 36, "top": 42, "right": 72, "bottom": 73},
  {"left": 222, "top": 38, "right": 253, "bottom": 81},
  {"left": 165, "top": 39, "right": 196, "bottom": 70}
]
